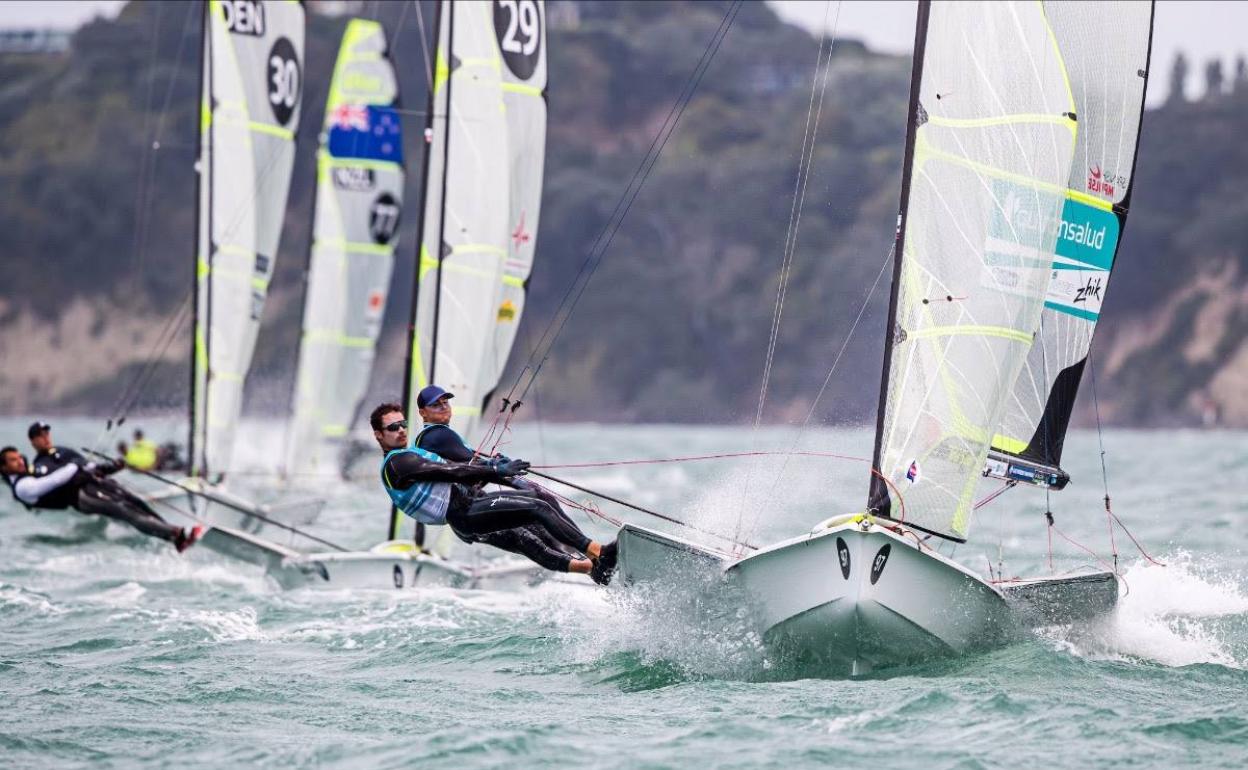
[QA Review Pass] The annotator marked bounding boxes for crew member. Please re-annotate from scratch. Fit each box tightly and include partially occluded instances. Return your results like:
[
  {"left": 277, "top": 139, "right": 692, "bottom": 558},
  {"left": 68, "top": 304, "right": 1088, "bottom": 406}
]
[
  {"left": 371, "top": 401, "right": 618, "bottom": 583},
  {"left": 411, "top": 385, "right": 607, "bottom": 579},
  {"left": 124, "top": 429, "right": 159, "bottom": 471},
  {"left": 7, "top": 423, "right": 202, "bottom": 552}
]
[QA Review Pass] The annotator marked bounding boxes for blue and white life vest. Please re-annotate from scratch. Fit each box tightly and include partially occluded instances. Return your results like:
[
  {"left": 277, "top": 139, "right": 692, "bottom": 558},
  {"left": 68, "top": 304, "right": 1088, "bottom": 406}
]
[{"left": 380, "top": 446, "right": 453, "bottom": 525}]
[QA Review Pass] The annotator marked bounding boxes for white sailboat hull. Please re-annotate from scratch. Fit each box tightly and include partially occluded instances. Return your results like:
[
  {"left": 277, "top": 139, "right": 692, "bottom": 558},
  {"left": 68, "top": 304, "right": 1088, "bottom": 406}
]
[
  {"left": 727, "top": 523, "right": 1009, "bottom": 674},
  {"left": 617, "top": 519, "right": 1116, "bottom": 675},
  {"left": 271, "top": 541, "right": 568, "bottom": 592}
]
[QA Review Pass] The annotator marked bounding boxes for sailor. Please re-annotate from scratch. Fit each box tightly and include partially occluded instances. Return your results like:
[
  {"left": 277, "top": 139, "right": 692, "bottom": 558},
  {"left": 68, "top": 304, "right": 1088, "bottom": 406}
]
[
  {"left": 410, "top": 385, "right": 609, "bottom": 578},
  {"left": 6, "top": 423, "right": 202, "bottom": 552},
  {"left": 371, "top": 401, "right": 618, "bottom": 584},
  {"left": 124, "top": 429, "right": 159, "bottom": 471}
]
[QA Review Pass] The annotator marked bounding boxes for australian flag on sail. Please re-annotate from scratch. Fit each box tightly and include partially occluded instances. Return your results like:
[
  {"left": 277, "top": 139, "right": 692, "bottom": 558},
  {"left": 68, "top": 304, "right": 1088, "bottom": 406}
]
[{"left": 328, "top": 104, "right": 403, "bottom": 164}]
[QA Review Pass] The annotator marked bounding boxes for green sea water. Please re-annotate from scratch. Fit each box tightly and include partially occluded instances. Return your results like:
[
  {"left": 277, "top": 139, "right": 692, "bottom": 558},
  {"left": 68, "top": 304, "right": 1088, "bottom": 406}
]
[{"left": 2, "top": 418, "right": 1246, "bottom": 768}]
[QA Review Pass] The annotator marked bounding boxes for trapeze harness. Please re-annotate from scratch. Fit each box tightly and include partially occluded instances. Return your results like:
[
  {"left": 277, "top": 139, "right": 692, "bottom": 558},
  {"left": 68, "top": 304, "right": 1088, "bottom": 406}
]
[{"left": 380, "top": 446, "right": 453, "bottom": 526}]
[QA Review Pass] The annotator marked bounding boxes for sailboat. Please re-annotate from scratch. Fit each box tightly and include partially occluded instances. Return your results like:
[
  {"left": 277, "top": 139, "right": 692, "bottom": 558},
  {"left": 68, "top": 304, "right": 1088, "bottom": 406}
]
[
  {"left": 155, "top": 0, "right": 307, "bottom": 532},
  {"left": 272, "top": 0, "right": 553, "bottom": 589},
  {"left": 283, "top": 18, "right": 405, "bottom": 481},
  {"left": 614, "top": 0, "right": 1154, "bottom": 675}
]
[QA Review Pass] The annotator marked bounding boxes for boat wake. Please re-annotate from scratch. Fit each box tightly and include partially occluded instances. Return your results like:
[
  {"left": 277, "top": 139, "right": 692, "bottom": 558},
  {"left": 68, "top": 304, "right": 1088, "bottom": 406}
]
[{"left": 1039, "top": 551, "right": 1248, "bottom": 669}]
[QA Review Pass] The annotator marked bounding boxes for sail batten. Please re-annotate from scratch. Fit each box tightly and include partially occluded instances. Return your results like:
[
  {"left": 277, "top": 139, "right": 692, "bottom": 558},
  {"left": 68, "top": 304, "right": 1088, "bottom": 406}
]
[
  {"left": 285, "top": 18, "right": 403, "bottom": 478},
  {"left": 869, "top": 0, "right": 1079, "bottom": 542},
  {"left": 191, "top": 0, "right": 304, "bottom": 479}
]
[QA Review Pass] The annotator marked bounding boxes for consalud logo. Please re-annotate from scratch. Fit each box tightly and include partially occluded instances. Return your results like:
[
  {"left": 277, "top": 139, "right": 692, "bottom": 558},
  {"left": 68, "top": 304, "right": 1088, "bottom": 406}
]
[{"left": 1057, "top": 218, "right": 1107, "bottom": 250}]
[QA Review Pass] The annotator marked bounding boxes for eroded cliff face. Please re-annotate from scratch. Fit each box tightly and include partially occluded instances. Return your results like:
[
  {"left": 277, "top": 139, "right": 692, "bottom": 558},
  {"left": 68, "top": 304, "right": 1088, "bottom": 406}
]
[{"left": 1095, "top": 259, "right": 1248, "bottom": 427}]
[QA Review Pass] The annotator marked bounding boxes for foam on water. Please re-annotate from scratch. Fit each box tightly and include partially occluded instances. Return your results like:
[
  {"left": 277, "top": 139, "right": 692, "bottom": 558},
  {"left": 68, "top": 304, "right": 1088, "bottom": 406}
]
[{"left": 1041, "top": 551, "right": 1248, "bottom": 669}]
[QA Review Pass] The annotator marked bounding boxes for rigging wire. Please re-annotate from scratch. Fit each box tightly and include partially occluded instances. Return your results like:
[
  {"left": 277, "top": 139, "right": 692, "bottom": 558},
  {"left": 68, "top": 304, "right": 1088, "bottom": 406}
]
[
  {"left": 413, "top": 0, "right": 433, "bottom": 91},
  {"left": 733, "top": 0, "right": 846, "bottom": 551},
  {"left": 475, "top": 0, "right": 744, "bottom": 457},
  {"left": 128, "top": 1, "right": 165, "bottom": 279}
]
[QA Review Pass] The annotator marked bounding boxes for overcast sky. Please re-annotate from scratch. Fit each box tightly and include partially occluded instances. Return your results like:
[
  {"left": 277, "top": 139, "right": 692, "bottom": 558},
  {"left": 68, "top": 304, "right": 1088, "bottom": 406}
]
[
  {"left": 2, "top": 0, "right": 1243, "bottom": 103},
  {"left": 770, "top": 0, "right": 1248, "bottom": 104}
]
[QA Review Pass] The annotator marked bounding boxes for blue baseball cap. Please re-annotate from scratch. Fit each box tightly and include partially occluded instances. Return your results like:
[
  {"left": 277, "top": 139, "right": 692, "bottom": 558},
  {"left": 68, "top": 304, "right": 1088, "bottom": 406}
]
[{"left": 416, "top": 385, "right": 455, "bottom": 409}]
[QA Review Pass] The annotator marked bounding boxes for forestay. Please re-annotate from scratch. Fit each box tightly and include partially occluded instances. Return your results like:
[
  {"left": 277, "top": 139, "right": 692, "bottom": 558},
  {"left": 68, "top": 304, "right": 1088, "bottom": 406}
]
[
  {"left": 868, "top": 1, "right": 1078, "bottom": 541},
  {"left": 286, "top": 19, "right": 403, "bottom": 477},
  {"left": 192, "top": 0, "right": 304, "bottom": 478},
  {"left": 989, "top": 1, "right": 1153, "bottom": 477},
  {"left": 405, "top": 0, "right": 547, "bottom": 442}
]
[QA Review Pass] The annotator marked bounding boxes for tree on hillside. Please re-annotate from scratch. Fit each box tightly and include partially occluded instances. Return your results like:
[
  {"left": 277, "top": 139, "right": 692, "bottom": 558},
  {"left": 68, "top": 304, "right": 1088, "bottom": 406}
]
[
  {"left": 1205, "top": 58, "right": 1225, "bottom": 101},
  {"left": 1167, "top": 51, "right": 1188, "bottom": 105}
]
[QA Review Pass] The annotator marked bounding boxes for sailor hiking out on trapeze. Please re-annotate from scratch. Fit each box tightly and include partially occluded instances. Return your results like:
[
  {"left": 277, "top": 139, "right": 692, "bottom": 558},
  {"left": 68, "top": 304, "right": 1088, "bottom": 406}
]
[
  {"left": 2, "top": 421, "right": 203, "bottom": 552},
  {"left": 372, "top": 394, "right": 618, "bottom": 584}
]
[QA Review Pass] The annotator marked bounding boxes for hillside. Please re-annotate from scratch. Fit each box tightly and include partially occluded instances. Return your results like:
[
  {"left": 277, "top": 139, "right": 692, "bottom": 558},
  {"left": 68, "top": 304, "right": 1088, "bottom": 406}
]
[{"left": 0, "top": 0, "right": 1244, "bottom": 429}]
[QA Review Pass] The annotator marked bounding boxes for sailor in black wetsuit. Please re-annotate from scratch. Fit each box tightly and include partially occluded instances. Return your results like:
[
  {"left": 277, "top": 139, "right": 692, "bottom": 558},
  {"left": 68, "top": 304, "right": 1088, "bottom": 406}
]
[
  {"left": 2, "top": 422, "right": 202, "bottom": 552},
  {"left": 372, "top": 399, "right": 618, "bottom": 583}
]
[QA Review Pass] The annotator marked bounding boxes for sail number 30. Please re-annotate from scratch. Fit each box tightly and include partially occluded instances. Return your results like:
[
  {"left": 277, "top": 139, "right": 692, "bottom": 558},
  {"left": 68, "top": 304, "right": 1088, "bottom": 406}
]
[{"left": 266, "top": 37, "right": 301, "bottom": 127}]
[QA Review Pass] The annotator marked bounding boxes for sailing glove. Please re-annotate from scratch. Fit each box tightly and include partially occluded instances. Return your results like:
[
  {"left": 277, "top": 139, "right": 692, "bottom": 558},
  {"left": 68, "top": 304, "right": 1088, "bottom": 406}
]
[{"left": 495, "top": 459, "right": 530, "bottom": 477}]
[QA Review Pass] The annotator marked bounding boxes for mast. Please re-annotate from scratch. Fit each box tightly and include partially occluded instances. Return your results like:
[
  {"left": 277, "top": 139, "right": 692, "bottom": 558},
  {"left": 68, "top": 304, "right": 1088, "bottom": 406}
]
[
  {"left": 428, "top": 2, "right": 455, "bottom": 389},
  {"left": 393, "top": 0, "right": 447, "bottom": 542},
  {"left": 867, "top": 0, "right": 929, "bottom": 516},
  {"left": 189, "top": 0, "right": 210, "bottom": 479}
]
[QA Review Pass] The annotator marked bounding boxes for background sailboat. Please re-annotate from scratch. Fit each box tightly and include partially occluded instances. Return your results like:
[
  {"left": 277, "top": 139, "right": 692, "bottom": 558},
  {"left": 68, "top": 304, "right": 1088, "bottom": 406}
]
[
  {"left": 154, "top": 0, "right": 309, "bottom": 533},
  {"left": 284, "top": 19, "right": 404, "bottom": 480},
  {"left": 387, "top": 0, "right": 549, "bottom": 542},
  {"left": 266, "top": 0, "right": 554, "bottom": 588}
]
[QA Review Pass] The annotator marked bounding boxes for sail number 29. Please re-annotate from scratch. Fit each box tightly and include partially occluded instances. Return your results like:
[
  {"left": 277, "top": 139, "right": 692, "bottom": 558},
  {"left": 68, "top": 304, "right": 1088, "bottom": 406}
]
[{"left": 498, "top": 0, "right": 540, "bottom": 56}]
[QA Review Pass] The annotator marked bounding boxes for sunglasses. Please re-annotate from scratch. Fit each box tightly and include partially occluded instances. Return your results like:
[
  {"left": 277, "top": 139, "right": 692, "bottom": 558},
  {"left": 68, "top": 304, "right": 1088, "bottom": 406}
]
[
  {"left": 383, "top": 420, "right": 408, "bottom": 432},
  {"left": 423, "top": 399, "right": 451, "bottom": 410}
]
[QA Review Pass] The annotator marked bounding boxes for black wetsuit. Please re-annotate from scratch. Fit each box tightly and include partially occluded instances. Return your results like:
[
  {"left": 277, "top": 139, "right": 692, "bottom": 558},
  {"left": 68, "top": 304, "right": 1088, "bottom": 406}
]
[
  {"left": 27, "top": 447, "right": 182, "bottom": 543},
  {"left": 382, "top": 448, "right": 593, "bottom": 572},
  {"left": 414, "top": 424, "right": 588, "bottom": 570}
]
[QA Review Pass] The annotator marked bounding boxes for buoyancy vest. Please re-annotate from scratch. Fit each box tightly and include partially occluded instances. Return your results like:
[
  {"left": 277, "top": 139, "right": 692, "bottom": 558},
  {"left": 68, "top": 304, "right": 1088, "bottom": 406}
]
[
  {"left": 380, "top": 446, "right": 453, "bottom": 525},
  {"left": 4, "top": 466, "right": 80, "bottom": 510}
]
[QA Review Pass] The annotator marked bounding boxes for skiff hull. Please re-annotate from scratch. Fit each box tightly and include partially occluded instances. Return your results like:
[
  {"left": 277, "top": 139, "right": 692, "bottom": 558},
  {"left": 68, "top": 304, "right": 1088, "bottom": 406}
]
[{"left": 617, "top": 519, "right": 1117, "bottom": 675}]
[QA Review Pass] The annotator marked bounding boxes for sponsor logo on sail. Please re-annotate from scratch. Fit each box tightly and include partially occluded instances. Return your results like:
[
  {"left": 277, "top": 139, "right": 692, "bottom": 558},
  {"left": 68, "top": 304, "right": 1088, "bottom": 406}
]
[
  {"left": 1057, "top": 217, "right": 1107, "bottom": 251},
  {"left": 905, "top": 460, "right": 921, "bottom": 484},
  {"left": 1073, "top": 276, "right": 1103, "bottom": 304},
  {"left": 497, "top": 300, "right": 518, "bottom": 322},
  {"left": 1087, "top": 164, "right": 1126, "bottom": 199},
  {"left": 223, "top": 0, "right": 264, "bottom": 36},
  {"left": 331, "top": 167, "right": 375, "bottom": 192},
  {"left": 511, "top": 211, "right": 532, "bottom": 250}
]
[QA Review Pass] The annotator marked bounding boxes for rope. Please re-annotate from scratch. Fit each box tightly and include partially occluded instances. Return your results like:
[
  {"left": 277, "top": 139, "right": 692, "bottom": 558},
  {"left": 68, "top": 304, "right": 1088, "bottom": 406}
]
[
  {"left": 1087, "top": 353, "right": 1120, "bottom": 571},
  {"left": 528, "top": 469, "right": 758, "bottom": 551},
  {"left": 735, "top": 0, "right": 842, "bottom": 552},
  {"left": 82, "top": 449, "right": 349, "bottom": 552},
  {"left": 973, "top": 480, "right": 1016, "bottom": 510},
  {"left": 528, "top": 449, "right": 906, "bottom": 535}
]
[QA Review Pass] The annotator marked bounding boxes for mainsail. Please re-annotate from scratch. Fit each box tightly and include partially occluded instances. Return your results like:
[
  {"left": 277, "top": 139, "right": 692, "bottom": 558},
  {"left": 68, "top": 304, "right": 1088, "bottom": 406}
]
[
  {"left": 285, "top": 19, "right": 403, "bottom": 477},
  {"left": 404, "top": 0, "right": 548, "bottom": 442},
  {"left": 868, "top": 1, "right": 1079, "bottom": 541},
  {"left": 988, "top": 1, "right": 1154, "bottom": 486},
  {"left": 191, "top": 0, "right": 304, "bottom": 478}
]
